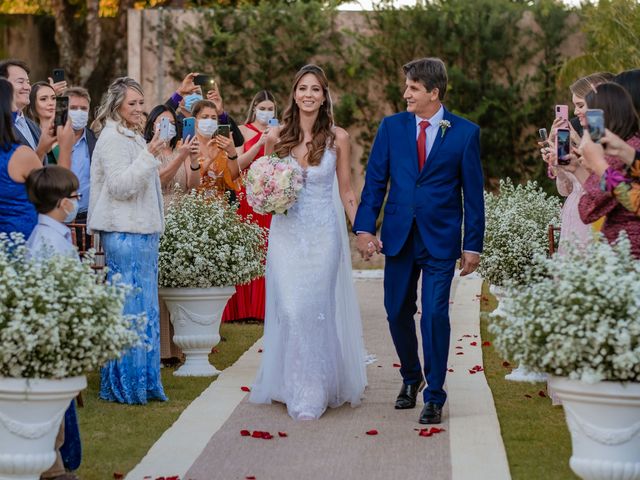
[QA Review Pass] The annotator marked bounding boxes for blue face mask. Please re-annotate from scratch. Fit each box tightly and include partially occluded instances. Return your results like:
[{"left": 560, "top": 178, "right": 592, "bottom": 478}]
[
  {"left": 64, "top": 199, "right": 79, "bottom": 224},
  {"left": 184, "top": 94, "right": 203, "bottom": 113}
]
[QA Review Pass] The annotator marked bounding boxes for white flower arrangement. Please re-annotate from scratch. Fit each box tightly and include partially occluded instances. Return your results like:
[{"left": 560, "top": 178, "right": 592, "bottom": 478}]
[
  {"left": 159, "top": 190, "right": 267, "bottom": 288},
  {"left": 0, "top": 234, "right": 142, "bottom": 379},
  {"left": 439, "top": 119, "right": 451, "bottom": 138},
  {"left": 490, "top": 235, "right": 640, "bottom": 383},
  {"left": 478, "top": 178, "right": 561, "bottom": 287}
]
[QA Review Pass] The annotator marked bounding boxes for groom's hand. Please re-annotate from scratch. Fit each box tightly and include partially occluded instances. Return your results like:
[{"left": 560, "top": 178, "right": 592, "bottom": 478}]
[
  {"left": 356, "top": 232, "right": 381, "bottom": 260},
  {"left": 460, "top": 252, "right": 480, "bottom": 276}
]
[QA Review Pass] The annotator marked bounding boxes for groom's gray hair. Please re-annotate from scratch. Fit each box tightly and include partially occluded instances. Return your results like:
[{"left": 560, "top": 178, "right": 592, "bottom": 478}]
[{"left": 403, "top": 57, "right": 448, "bottom": 101}]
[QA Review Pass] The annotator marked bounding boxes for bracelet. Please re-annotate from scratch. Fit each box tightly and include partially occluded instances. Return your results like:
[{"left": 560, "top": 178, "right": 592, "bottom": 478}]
[
  {"left": 190, "top": 163, "right": 201, "bottom": 171},
  {"left": 228, "top": 153, "right": 238, "bottom": 160}
]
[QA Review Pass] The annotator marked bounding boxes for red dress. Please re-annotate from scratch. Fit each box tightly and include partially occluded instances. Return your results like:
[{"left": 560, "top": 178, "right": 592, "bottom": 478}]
[{"left": 222, "top": 123, "right": 272, "bottom": 322}]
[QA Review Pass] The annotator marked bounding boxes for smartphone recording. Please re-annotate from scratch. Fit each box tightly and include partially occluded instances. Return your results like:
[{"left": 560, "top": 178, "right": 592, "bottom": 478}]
[
  {"left": 556, "top": 128, "right": 571, "bottom": 166},
  {"left": 216, "top": 124, "right": 230, "bottom": 138},
  {"left": 54, "top": 96, "right": 69, "bottom": 128},
  {"left": 586, "top": 109, "right": 605, "bottom": 143},
  {"left": 194, "top": 75, "right": 214, "bottom": 87}
]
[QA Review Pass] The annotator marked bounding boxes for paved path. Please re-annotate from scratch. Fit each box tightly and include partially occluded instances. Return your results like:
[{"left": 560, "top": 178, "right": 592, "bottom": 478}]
[{"left": 127, "top": 274, "right": 510, "bottom": 480}]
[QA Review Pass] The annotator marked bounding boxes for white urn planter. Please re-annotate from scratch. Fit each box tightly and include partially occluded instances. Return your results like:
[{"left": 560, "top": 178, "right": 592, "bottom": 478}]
[
  {"left": 490, "top": 285, "right": 547, "bottom": 383},
  {"left": 159, "top": 286, "right": 235, "bottom": 377},
  {"left": 0, "top": 376, "right": 86, "bottom": 480},
  {"left": 549, "top": 376, "right": 640, "bottom": 480}
]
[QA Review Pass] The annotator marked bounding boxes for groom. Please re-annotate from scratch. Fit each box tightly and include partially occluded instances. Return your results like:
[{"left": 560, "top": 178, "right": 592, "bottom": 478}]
[{"left": 354, "top": 57, "right": 484, "bottom": 424}]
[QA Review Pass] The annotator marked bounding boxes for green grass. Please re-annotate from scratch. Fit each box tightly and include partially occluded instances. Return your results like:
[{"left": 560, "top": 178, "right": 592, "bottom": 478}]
[
  {"left": 480, "top": 282, "right": 578, "bottom": 480},
  {"left": 76, "top": 322, "right": 263, "bottom": 480}
]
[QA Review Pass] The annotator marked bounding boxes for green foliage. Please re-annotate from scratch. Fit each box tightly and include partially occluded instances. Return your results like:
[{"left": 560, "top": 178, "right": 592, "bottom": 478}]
[
  {"left": 559, "top": 0, "right": 640, "bottom": 88},
  {"left": 165, "top": 0, "right": 341, "bottom": 120}
]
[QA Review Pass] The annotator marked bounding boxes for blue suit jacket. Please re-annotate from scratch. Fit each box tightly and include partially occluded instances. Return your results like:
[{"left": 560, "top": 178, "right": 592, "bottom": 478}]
[{"left": 353, "top": 108, "right": 485, "bottom": 259}]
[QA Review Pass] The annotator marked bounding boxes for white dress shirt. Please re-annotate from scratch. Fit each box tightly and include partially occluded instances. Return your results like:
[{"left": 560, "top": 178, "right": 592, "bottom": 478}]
[{"left": 27, "top": 214, "right": 77, "bottom": 260}]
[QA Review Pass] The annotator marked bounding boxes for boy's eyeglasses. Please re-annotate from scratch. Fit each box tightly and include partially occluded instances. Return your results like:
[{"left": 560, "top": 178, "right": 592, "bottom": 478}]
[{"left": 68, "top": 193, "right": 82, "bottom": 200}]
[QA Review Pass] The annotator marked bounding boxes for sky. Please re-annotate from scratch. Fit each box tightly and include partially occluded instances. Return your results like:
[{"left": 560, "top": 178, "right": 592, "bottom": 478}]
[{"left": 338, "top": 0, "right": 583, "bottom": 10}]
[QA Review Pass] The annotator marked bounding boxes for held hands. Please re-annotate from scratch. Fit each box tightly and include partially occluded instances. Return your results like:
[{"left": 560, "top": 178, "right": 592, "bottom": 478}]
[
  {"left": 356, "top": 232, "right": 383, "bottom": 261},
  {"left": 459, "top": 252, "right": 480, "bottom": 276}
]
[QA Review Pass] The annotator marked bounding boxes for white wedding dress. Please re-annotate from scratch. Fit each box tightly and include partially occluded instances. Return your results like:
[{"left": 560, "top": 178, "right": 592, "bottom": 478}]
[{"left": 249, "top": 147, "right": 368, "bottom": 420}]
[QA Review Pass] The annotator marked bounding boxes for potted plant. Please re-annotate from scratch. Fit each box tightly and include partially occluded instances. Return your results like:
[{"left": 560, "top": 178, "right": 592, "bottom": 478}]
[
  {"left": 479, "top": 179, "right": 560, "bottom": 381},
  {"left": 490, "top": 235, "right": 640, "bottom": 480},
  {"left": 0, "top": 234, "right": 141, "bottom": 480},
  {"left": 158, "top": 191, "right": 266, "bottom": 377}
]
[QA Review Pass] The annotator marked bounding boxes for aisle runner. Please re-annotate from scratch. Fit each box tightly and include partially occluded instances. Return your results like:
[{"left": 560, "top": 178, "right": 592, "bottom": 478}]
[
  {"left": 129, "top": 275, "right": 510, "bottom": 480},
  {"left": 185, "top": 279, "right": 451, "bottom": 480}
]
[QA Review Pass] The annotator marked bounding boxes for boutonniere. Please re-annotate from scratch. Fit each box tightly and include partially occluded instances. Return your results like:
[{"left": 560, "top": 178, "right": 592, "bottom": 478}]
[{"left": 439, "top": 120, "right": 451, "bottom": 138}]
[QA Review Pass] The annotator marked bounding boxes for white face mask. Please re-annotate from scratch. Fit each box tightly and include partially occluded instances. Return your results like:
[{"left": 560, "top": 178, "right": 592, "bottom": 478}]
[
  {"left": 167, "top": 123, "right": 177, "bottom": 140},
  {"left": 68, "top": 109, "right": 89, "bottom": 131},
  {"left": 197, "top": 118, "right": 218, "bottom": 138},
  {"left": 64, "top": 198, "right": 79, "bottom": 224},
  {"left": 255, "top": 110, "right": 275, "bottom": 125}
]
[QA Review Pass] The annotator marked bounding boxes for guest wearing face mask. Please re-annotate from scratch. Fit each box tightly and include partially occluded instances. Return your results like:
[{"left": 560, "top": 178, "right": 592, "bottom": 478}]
[
  {"left": 221, "top": 90, "right": 277, "bottom": 323},
  {"left": 88, "top": 76, "right": 167, "bottom": 405},
  {"left": 25, "top": 165, "right": 83, "bottom": 480},
  {"left": 164, "top": 72, "right": 245, "bottom": 147},
  {"left": 143, "top": 104, "right": 200, "bottom": 363},
  {"left": 192, "top": 100, "right": 241, "bottom": 199}
]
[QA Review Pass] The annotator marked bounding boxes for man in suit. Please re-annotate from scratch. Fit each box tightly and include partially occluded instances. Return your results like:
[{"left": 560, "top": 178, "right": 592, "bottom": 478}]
[
  {"left": 353, "top": 57, "right": 485, "bottom": 425},
  {"left": 0, "top": 59, "right": 55, "bottom": 161}
]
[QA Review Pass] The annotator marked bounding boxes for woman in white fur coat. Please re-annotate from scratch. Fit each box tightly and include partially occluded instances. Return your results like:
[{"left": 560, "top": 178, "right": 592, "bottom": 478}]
[{"left": 88, "top": 77, "right": 167, "bottom": 405}]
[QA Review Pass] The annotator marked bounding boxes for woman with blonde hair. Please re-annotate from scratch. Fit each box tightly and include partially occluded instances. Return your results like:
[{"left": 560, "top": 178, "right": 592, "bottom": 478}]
[
  {"left": 88, "top": 77, "right": 167, "bottom": 404},
  {"left": 249, "top": 65, "right": 366, "bottom": 420}
]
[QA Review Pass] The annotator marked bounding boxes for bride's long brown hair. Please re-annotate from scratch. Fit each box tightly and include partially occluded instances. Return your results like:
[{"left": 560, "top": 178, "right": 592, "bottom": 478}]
[{"left": 274, "top": 64, "right": 335, "bottom": 166}]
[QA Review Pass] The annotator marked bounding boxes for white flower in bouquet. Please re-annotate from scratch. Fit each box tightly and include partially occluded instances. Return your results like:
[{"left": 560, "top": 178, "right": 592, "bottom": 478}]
[
  {"left": 0, "top": 233, "right": 142, "bottom": 379},
  {"left": 490, "top": 235, "right": 640, "bottom": 383},
  {"left": 159, "top": 190, "right": 267, "bottom": 288},
  {"left": 245, "top": 154, "right": 304, "bottom": 215},
  {"left": 479, "top": 178, "right": 561, "bottom": 287}
]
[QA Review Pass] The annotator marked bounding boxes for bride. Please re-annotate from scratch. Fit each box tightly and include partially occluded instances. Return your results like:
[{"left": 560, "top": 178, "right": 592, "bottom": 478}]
[{"left": 249, "top": 64, "right": 367, "bottom": 420}]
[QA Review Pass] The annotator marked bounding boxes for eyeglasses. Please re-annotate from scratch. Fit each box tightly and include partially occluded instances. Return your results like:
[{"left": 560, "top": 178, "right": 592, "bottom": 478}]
[{"left": 68, "top": 193, "right": 82, "bottom": 200}]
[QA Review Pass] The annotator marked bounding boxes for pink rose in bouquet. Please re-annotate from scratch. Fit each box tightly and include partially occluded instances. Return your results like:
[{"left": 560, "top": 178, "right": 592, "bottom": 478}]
[{"left": 245, "top": 155, "right": 304, "bottom": 214}]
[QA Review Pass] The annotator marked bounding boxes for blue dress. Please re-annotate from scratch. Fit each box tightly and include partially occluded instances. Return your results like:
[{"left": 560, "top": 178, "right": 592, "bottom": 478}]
[
  {"left": 99, "top": 232, "right": 167, "bottom": 404},
  {"left": 0, "top": 142, "right": 37, "bottom": 238}
]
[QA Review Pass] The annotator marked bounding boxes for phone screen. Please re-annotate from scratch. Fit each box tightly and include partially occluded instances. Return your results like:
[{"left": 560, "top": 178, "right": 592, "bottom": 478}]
[
  {"left": 54, "top": 96, "right": 69, "bottom": 127},
  {"left": 556, "top": 129, "right": 571, "bottom": 165},
  {"left": 586, "top": 109, "right": 605, "bottom": 143},
  {"left": 216, "top": 124, "right": 230, "bottom": 138},
  {"left": 182, "top": 118, "right": 195, "bottom": 140}
]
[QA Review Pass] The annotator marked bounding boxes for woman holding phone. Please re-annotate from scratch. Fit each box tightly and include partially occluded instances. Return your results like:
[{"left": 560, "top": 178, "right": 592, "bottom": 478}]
[
  {"left": 222, "top": 90, "right": 277, "bottom": 323},
  {"left": 191, "top": 100, "right": 241, "bottom": 198}
]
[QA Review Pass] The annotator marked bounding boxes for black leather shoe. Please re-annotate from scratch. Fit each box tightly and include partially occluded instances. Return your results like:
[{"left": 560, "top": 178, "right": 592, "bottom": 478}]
[
  {"left": 419, "top": 401, "right": 443, "bottom": 424},
  {"left": 394, "top": 379, "right": 425, "bottom": 409}
]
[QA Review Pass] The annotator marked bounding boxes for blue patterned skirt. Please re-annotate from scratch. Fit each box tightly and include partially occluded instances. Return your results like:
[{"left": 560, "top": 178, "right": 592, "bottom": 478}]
[{"left": 99, "top": 232, "right": 167, "bottom": 404}]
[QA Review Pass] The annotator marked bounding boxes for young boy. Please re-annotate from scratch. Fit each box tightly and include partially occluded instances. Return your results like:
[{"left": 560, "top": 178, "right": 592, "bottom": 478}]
[
  {"left": 25, "top": 165, "right": 81, "bottom": 480},
  {"left": 25, "top": 165, "right": 80, "bottom": 260}
]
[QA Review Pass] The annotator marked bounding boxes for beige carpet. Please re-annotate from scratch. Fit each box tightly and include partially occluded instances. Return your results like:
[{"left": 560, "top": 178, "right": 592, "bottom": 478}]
[{"left": 185, "top": 280, "right": 451, "bottom": 480}]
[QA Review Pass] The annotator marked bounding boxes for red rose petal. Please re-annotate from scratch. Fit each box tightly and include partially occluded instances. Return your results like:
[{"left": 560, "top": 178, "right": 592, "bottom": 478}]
[
  {"left": 114, "top": 474, "right": 124, "bottom": 480},
  {"left": 262, "top": 432, "right": 274, "bottom": 439},
  {"left": 419, "top": 429, "right": 432, "bottom": 437},
  {"left": 473, "top": 335, "right": 478, "bottom": 338},
  {"left": 212, "top": 347, "right": 219, "bottom": 353},
  {"left": 366, "top": 429, "right": 378, "bottom": 435},
  {"left": 502, "top": 361, "right": 511, "bottom": 368},
  {"left": 463, "top": 334, "right": 472, "bottom": 338},
  {"left": 475, "top": 294, "right": 482, "bottom": 298},
  {"left": 417, "top": 310, "right": 422, "bottom": 314},
  {"left": 258, "top": 348, "right": 263, "bottom": 353},
  {"left": 241, "top": 386, "right": 251, "bottom": 392},
  {"left": 166, "top": 477, "right": 180, "bottom": 480},
  {"left": 456, "top": 352, "right": 464, "bottom": 355},
  {"left": 470, "top": 342, "right": 478, "bottom": 346},
  {"left": 246, "top": 477, "right": 256, "bottom": 480},
  {"left": 278, "top": 431, "right": 288, "bottom": 437},
  {"left": 482, "top": 296, "right": 489, "bottom": 301},
  {"left": 240, "top": 429, "right": 251, "bottom": 437},
  {"left": 482, "top": 341, "right": 491, "bottom": 347},
  {"left": 524, "top": 394, "right": 532, "bottom": 398},
  {"left": 472, "top": 365, "right": 483, "bottom": 371},
  {"left": 538, "top": 390, "right": 547, "bottom": 398},
  {"left": 455, "top": 346, "right": 463, "bottom": 349},
  {"left": 392, "top": 363, "right": 401, "bottom": 368},
  {"left": 252, "top": 431, "right": 263, "bottom": 438},
  {"left": 448, "top": 368, "right": 454, "bottom": 372},
  {"left": 377, "top": 365, "right": 382, "bottom": 368},
  {"left": 469, "top": 369, "right": 477, "bottom": 374}
]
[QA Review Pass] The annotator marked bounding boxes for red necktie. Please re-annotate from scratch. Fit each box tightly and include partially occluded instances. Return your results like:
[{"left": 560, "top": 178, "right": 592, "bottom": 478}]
[{"left": 417, "top": 120, "right": 430, "bottom": 171}]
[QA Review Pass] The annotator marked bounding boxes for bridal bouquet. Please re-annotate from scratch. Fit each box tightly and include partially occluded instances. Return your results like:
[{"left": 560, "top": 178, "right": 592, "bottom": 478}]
[{"left": 245, "top": 154, "right": 304, "bottom": 215}]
